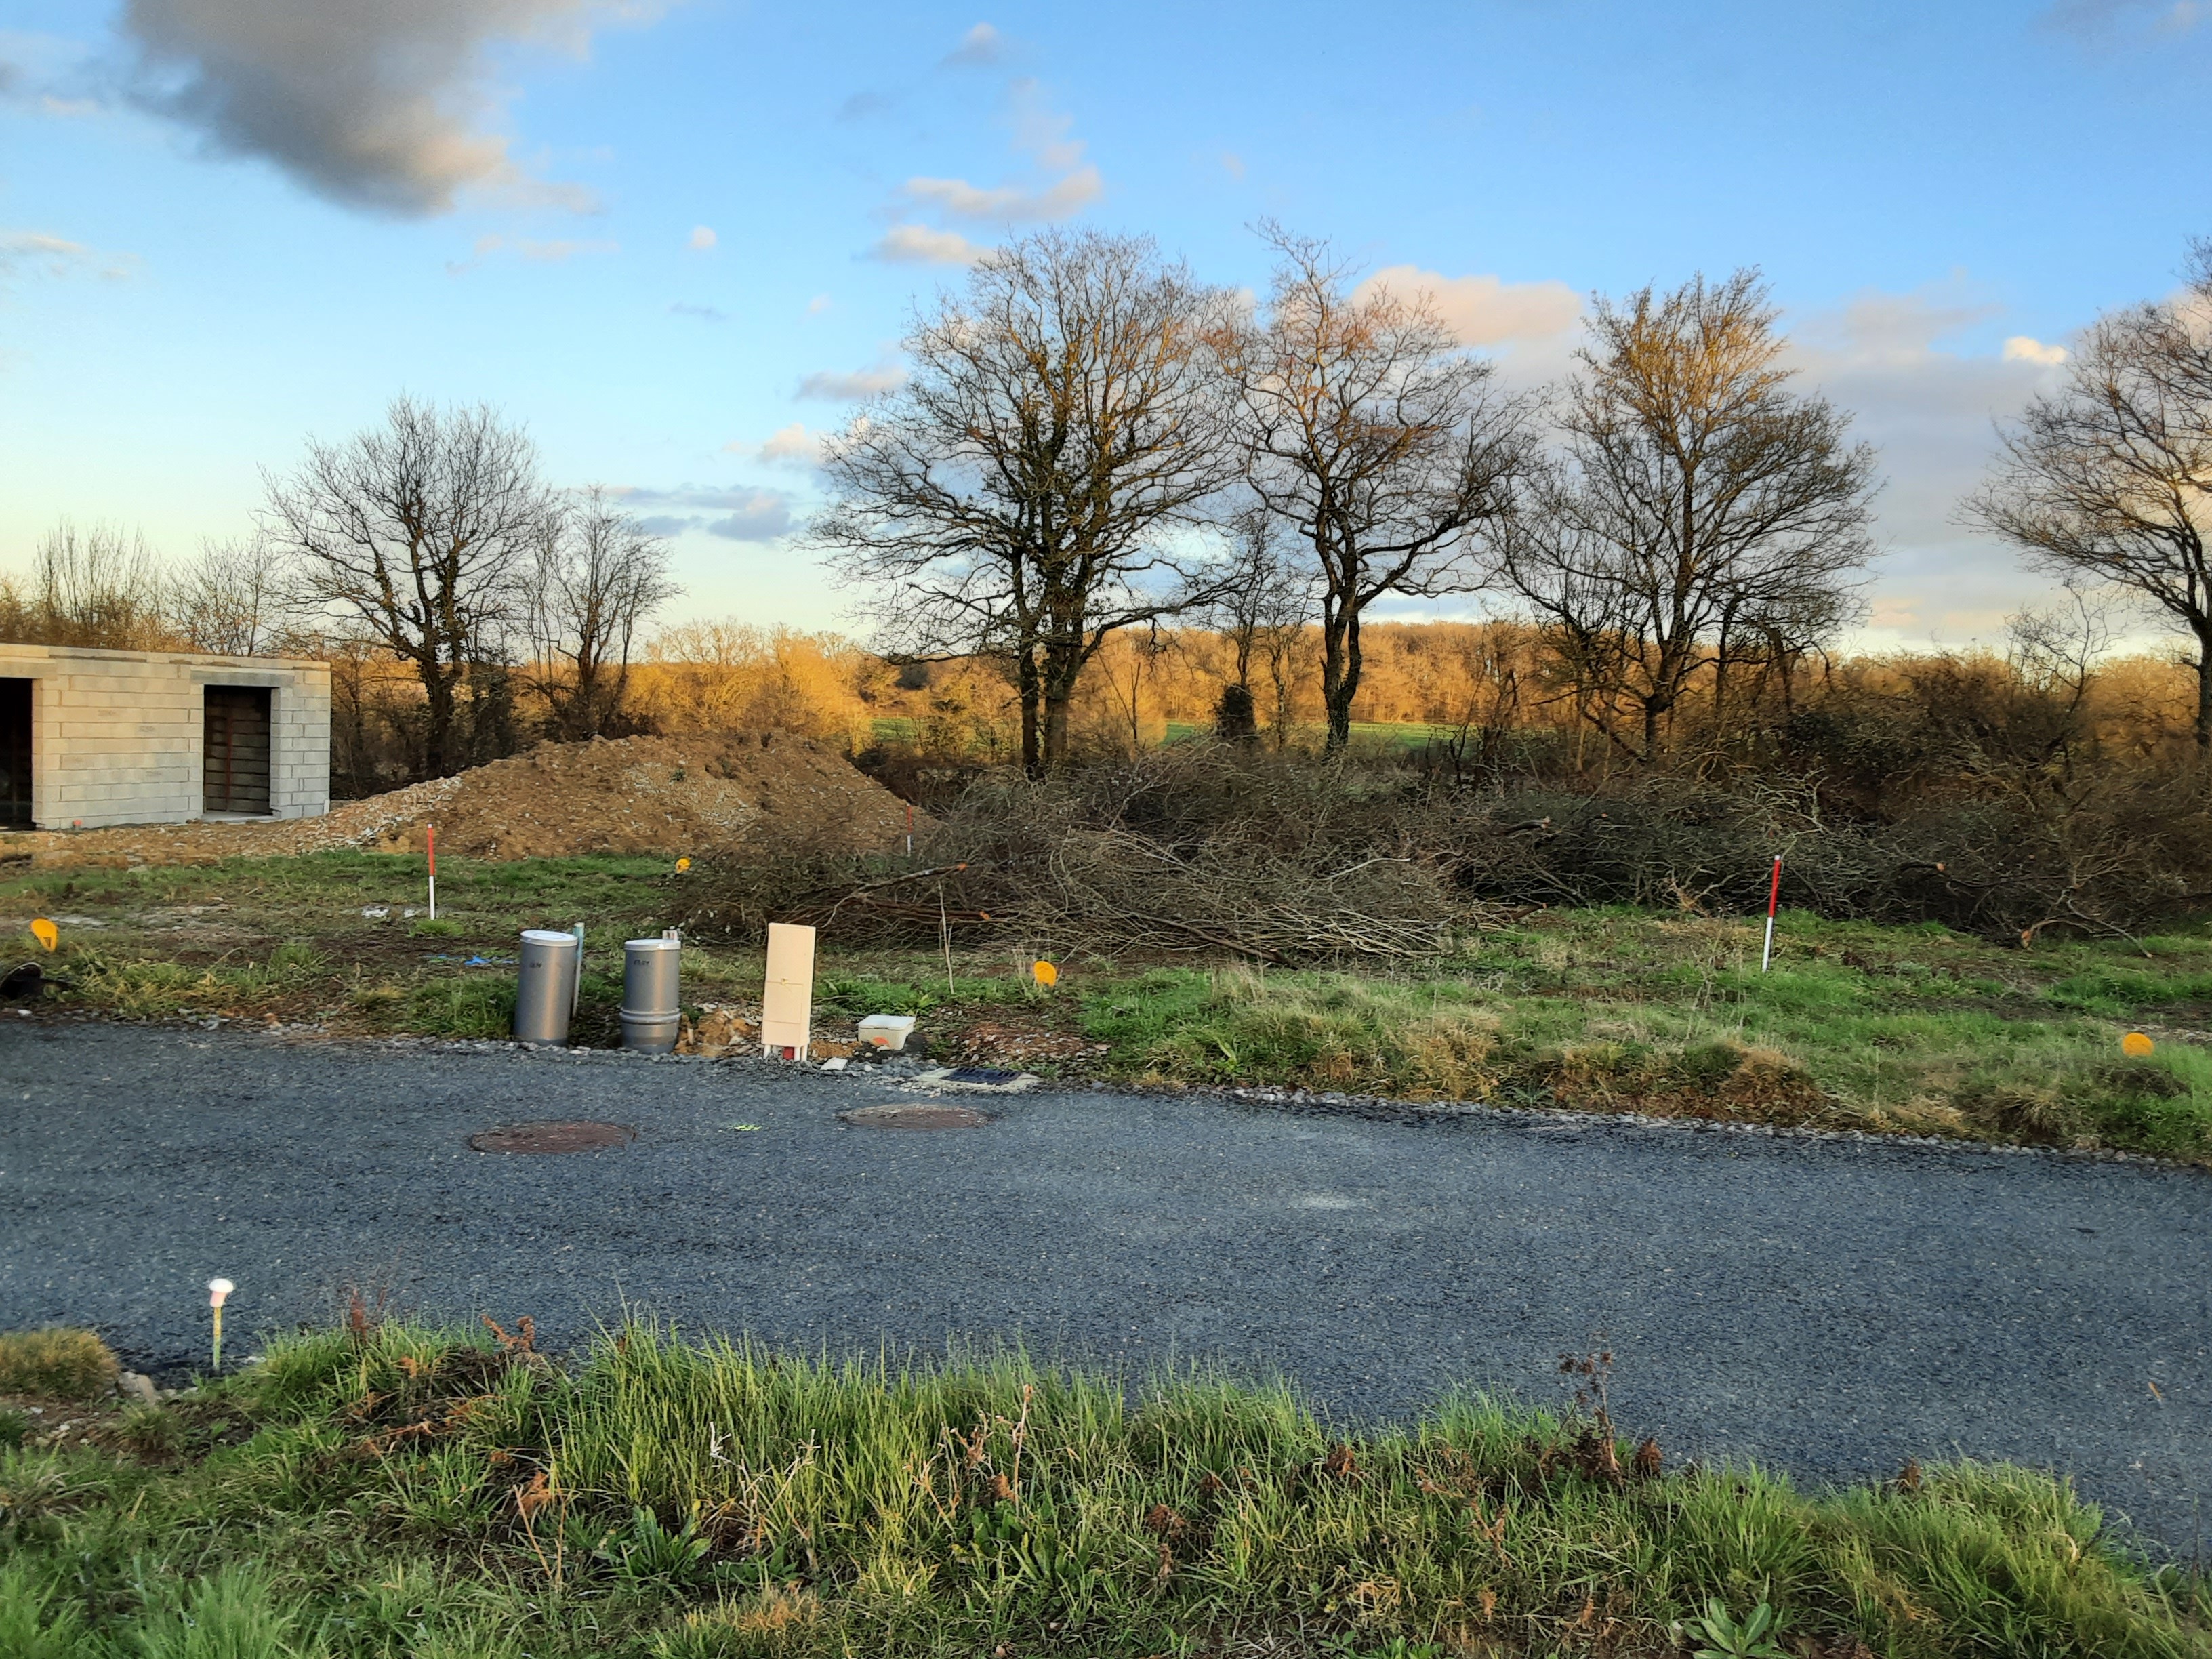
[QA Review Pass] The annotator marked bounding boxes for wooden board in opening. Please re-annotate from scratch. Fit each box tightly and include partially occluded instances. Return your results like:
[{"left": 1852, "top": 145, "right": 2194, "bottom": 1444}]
[{"left": 203, "top": 686, "right": 272, "bottom": 816}]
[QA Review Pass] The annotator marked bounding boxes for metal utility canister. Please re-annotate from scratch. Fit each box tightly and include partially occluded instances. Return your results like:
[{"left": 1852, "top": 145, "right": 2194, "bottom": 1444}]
[
  {"left": 621, "top": 935, "right": 682, "bottom": 1052},
  {"left": 514, "top": 928, "right": 581, "bottom": 1043}
]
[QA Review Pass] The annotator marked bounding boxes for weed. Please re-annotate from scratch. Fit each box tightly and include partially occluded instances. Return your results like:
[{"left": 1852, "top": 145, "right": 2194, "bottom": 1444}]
[
  {"left": 0, "top": 1328, "right": 117, "bottom": 1399},
  {"left": 1681, "top": 1598, "right": 1789, "bottom": 1659}
]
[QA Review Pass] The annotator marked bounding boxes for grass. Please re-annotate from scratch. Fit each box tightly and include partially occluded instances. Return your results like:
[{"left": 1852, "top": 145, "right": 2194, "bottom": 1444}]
[
  {"left": 0, "top": 1317, "right": 2202, "bottom": 1657},
  {"left": 0, "top": 1328, "right": 117, "bottom": 1398},
  {"left": 12, "top": 852, "right": 2212, "bottom": 1158}
]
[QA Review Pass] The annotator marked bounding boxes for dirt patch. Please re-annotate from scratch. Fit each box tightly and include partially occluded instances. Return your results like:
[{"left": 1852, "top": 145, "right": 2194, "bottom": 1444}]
[{"left": 0, "top": 733, "right": 918, "bottom": 868}]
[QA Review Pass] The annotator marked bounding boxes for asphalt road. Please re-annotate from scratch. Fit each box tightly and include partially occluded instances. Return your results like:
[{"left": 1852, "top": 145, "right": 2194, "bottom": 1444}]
[{"left": 4, "top": 1021, "right": 2207, "bottom": 1553}]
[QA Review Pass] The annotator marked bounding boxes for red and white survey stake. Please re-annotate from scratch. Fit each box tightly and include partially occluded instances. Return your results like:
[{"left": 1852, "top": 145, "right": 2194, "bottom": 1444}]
[
  {"left": 427, "top": 823, "right": 438, "bottom": 921},
  {"left": 1760, "top": 854, "right": 1782, "bottom": 973}
]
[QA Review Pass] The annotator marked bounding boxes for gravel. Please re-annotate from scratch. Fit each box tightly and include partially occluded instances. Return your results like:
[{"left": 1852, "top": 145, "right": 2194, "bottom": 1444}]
[{"left": 3, "top": 1021, "right": 2207, "bottom": 1553}]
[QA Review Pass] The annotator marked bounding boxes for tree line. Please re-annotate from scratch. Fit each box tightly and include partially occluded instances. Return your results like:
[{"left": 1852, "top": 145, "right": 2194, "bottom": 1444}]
[
  {"left": 819, "top": 225, "right": 2212, "bottom": 771},
  {"left": 7, "top": 224, "right": 2211, "bottom": 791},
  {"left": 2, "top": 403, "right": 678, "bottom": 780}
]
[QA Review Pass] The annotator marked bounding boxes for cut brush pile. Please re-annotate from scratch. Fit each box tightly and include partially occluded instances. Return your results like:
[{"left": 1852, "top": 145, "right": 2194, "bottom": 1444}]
[{"left": 682, "top": 747, "right": 1507, "bottom": 962}]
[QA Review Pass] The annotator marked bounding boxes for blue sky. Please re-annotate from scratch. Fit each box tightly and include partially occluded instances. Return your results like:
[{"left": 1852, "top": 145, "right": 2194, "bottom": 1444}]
[{"left": 2, "top": 0, "right": 2208, "bottom": 644}]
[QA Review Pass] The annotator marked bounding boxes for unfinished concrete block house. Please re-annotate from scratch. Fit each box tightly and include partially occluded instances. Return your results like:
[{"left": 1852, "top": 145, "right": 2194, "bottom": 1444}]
[{"left": 0, "top": 644, "right": 331, "bottom": 831}]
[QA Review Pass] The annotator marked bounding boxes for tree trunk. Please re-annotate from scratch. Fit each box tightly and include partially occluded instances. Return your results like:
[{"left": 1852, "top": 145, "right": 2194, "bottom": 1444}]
[
  {"left": 2196, "top": 625, "right": 2212, "bottom": 752},
  {"left": 1017, "top": 649, "right": 1044, "bottom": 777},
  {"left": 1322, "top": 604, "right": 1361, "bottom": 753},
  {"left": 422, "top": 663, "right": 461, "bottom": 778},
  {"left": 1040, "top": 640, "right": 1084, "bottom": 770}
]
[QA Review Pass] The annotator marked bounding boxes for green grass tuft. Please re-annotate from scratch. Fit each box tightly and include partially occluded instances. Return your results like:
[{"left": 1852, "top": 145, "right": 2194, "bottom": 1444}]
[{"left": 3, "top": 1317, "right": 2195, "bottom": 1657}]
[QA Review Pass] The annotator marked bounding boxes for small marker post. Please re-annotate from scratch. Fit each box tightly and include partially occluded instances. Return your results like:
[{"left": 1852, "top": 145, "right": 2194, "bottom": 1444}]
[
  {"left": 1760, "top": 854, "right": 1782, "bottom": 972},
  {"left": 426, "top": 823, "right": 438, "bottom": 921}
]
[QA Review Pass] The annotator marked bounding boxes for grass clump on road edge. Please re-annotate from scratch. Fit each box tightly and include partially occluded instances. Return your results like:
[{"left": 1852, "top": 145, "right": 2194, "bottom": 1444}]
[
  {"left": 0, "top": 1319, "right": 2203, "bottom": 1657},
  {"left": 0, "top": 1326, "right": 117, "bottom": 1398}
]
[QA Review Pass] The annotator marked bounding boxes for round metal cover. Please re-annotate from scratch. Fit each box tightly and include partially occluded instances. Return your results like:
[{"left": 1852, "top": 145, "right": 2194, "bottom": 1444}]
[
  {"left": 841, "top": 1103, "right": 987, "bottom": 1130},
  {"left": 469, "top": 1120, "right": 636, "bottom": 1153}
]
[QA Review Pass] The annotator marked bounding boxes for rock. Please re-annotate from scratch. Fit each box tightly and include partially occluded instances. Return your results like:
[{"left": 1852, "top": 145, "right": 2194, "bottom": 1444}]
[{"left": 117, "top": 1371, "right": 160, "bottom": 1406}]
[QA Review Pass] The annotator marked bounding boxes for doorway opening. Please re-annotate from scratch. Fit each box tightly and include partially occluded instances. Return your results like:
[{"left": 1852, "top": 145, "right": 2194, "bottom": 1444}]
[
  {"left": 0, "top": 678, "right": 29, "bottom": 830},
  {"left": 203, "top": 686, "right": 272, "bottom": 816}
]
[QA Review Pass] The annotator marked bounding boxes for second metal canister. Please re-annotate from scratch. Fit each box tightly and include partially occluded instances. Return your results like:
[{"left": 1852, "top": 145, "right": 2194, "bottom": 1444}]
[
  {"left": 620, "top": 936, "right": 682, "bottom": 1052},
  {"left": 514, "top": 928, "right": 580, "bottom": 1044}
]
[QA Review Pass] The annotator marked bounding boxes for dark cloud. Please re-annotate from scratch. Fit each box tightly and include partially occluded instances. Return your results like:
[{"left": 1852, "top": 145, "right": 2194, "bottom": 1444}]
[
  {"left": 668, "top": 301, "right": 727, "bottom": 321},
  {"left": 118, "top": 0, "right": 640, "bottom": 216},
  {"left": 634, "top": 514, "right": 693, "bottom": 537},
  {"left": 617, "top": 484, "right": 777, "bottom": 510},
  {"left": 836, "top": 89, "right": 894, "bottom": 121},
  {"left": 706, "top": 492, "right": 794, "bottom": 541}
]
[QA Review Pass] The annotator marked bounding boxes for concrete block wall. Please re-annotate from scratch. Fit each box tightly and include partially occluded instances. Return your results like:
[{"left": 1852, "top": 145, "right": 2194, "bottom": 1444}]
[{"left": 0, "top": 644, "right": 331, "bottom": 830}]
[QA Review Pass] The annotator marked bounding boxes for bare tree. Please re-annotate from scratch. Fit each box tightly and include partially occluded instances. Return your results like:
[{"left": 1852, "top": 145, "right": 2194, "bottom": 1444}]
[
  {"left": 264, "top": 396, "right": 552, "bottom": 778},
  {"left": 172, "top": 535, "right": 282, "bottom": 656},
  {"left": 1966, "top": 241, "right": 2212, "bottom": 747},
  {"left": 1227, "top": 227, "right": 1532, "bottom": 752},
  {"left": 7, "top": 522, "right": 175, "bottom": 649},
  {"left": 1502, "top": 270, "right": 1877, "bottom": 759},
  {"left": 527, "top": 487, "right": 678, "bottom": 741},
  {"left": 1206, "top": 505, "right": 1314, "bottom": 741},
  {"left": 815, "top": 228, "right": 1243, "bottom": 773}
]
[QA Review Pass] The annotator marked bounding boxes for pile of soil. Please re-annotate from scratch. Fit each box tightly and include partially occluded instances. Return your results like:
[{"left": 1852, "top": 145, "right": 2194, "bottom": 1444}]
[{"left": 0, "top": 733, "right": 917, "bottom": 868}]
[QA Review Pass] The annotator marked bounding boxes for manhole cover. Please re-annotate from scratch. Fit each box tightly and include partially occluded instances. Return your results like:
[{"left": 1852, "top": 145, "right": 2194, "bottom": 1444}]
[
  {"left": 468, "top": 1120, "right": 636, "bottom": 1153},
  {"left": 840, "top": 1104, "right": 988, "bottom": 1130}
]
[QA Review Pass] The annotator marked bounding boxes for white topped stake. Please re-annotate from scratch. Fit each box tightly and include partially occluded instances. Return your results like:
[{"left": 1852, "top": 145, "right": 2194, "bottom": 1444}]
[
  {"left": 762, "top": 922, "right": 817, "bottom": 1060},
  {"left": 1760, "top": 855, "right": 1782, "bottom": 973}
]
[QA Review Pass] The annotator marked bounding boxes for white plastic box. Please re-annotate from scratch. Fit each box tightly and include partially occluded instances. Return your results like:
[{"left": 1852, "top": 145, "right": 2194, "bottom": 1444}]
[{"left": 857, "top": 1014, "right": 917, "bottom": 1051}]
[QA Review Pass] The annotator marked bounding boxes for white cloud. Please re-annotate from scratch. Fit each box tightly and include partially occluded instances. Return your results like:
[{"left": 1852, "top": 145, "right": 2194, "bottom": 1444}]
[
  {"left": 865, "top": 74, "right": 1094, "bottom": 261},
  {"left": 2046, "top": 0, "right": 2207, "bottom": 33},
  {"left": 1220, "top": 150, "right": 1246, "bottom": 181},
  {"left": 942, "top": 22, "right": 1005, "bottom": 66},
  {"left": 119, "top": 0, "right": 660, "bottom": 217},
  {"left": 752, "top": 422, "right": 825, "bottom": 466},
  {"left": 446, "top": 231, "right": 617, "bottom": 272},
  {"left": 900, "top": 164, "right": 1101, "bottom": 223},
  {"left": 798, "top": 360, "right": 907, "bottom": 400},
  {"left": 1008, "top": 76, "right": 1083, "bottom": 171},
  {"left": 2003, "top": 334, "right": 2069, "bottom": 365},
  {"left": 0, "top": 228, "right": 134, "bottom": 281},
  {"left": 687, "top": 224, "right": 716, "bottom": 250},
  {"left": 1784, "top": 281, "right": 2082, "bottom": 644},
  {"left": 806, "top": 293, "right": 832, "bottom": 315},
  {"left": 1354, "top": 264, "right": 1582, "bottom": 347},
  {"left": 871, "top": 224, "right": 989, "bottom": 266}
]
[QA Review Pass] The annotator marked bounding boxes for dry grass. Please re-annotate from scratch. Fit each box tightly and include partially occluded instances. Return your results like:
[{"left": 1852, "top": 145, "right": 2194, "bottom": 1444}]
[{"left": 0, "top": 1328, "right": 117, "bottom": 1399}]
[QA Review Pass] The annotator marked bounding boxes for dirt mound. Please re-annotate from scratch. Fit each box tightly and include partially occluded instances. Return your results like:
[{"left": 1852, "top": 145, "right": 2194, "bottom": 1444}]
[{"left": 0, "top": 733, "right": 917, "bottom": 868}]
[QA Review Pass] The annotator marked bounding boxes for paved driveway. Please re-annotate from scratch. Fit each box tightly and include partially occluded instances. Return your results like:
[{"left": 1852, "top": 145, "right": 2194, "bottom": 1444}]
[{"left": 4, "top": 1021, "right": 2206, "bottom": 1551}]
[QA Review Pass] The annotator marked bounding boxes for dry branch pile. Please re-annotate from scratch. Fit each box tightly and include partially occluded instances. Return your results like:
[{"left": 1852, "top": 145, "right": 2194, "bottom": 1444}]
[{"left": 681, "top": 748, "right": 1495, "bottom": 962}]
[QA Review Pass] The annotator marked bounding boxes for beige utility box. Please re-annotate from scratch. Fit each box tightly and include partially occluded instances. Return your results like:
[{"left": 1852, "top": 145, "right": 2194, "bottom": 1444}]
[{"left": 0, "top": 643, "right": 331, "bottom": 831}]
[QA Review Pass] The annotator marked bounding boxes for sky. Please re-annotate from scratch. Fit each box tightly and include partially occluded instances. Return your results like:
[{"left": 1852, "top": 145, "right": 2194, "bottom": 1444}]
[{"left": 1, "top": 0, "right": 2209, "bottom": 649}]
